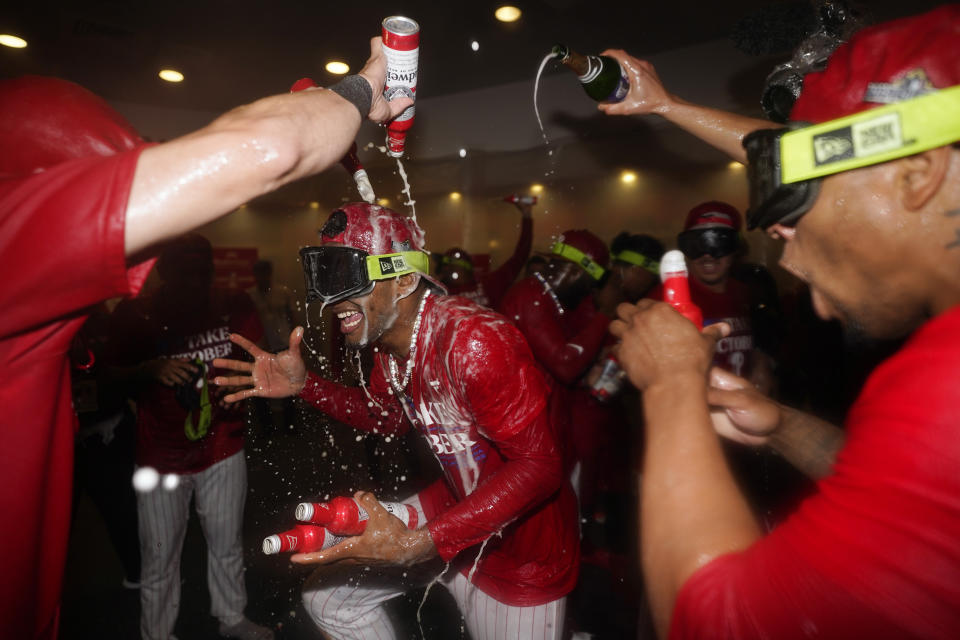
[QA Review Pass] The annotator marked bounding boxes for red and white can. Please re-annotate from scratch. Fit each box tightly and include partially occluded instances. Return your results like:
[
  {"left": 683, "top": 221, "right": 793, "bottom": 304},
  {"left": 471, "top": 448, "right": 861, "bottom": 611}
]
[
  {"left": 262, "top": 523, "right": 345, "bottom": 555},
  {"left": 295, "top": 496, "right": 419, "bottom": 536},
  {"left": 382, "top": 16, "right": 419, "bottom": 158}
]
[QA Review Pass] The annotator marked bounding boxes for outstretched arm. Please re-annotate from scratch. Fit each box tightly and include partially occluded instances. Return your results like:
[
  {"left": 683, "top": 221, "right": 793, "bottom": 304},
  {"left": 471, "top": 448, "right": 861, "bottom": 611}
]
[
  {"left": 611, "top": 300, "right": 761, "bottom": 638},
  {"left": 124, "top": 37, "right": 413, "bottom": 255},
  {"left": 598, "top": 50, "right": 772, "bottom": 164}
]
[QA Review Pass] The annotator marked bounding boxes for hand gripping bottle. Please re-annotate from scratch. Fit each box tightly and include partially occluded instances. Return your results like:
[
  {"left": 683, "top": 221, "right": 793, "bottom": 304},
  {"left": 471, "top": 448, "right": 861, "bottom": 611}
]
[
  {"left": 382, "top": 16, "right": 419, "bottom": 157},
  {"left": 289, "top": 79, "right": 375, "bottom": 203},
  {"left": 262, "top": 523, "right": 345, "bottom": 555},
  {"left": 552, "top": 44, "right": 629, "bottom": 103},
  {"left": 659, "top": 250, "right": 703, "bottom": 329},
  {"left": 295, "top": 496, "right": 419, "bottom": 536}
]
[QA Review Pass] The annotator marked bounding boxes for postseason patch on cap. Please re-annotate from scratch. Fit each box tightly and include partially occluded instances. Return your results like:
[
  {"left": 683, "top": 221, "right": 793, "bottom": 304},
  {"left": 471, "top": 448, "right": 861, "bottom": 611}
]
[{"left": 864, "top": 70, "right": 936, "bottom": 105}]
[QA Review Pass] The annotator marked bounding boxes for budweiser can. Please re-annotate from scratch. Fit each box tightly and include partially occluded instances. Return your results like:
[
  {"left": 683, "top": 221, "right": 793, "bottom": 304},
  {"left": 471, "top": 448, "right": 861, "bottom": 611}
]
[
  {"left": 262, "top": 523, "right": 345, "bottom": 555},
  {"left": 382, "top": 16, "right": 419, "bottom": 158}
]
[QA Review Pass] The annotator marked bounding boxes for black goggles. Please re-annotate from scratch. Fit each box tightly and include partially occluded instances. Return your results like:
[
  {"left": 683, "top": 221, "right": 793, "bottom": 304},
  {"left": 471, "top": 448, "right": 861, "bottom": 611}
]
[
  {"left": 677, "top": 227, "right": 739, "bottom": 259},
  {"left": 743, "top": 125, "right": 822, "bottom": 231},
  {"left": 299, "top": 245, "right": 429, "bottom": 304},
  {"left": 744, "top": 85, "right": 960, "bottom": 230}
]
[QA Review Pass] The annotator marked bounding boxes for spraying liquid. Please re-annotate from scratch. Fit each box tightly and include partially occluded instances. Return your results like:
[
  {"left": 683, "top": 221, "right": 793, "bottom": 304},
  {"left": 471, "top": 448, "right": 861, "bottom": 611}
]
[
  {"left": 533, "top": 52, "right": 559, "bottom": 149},
  {"left": 395, "top": 157, "right": 418, "bottom": 224}
]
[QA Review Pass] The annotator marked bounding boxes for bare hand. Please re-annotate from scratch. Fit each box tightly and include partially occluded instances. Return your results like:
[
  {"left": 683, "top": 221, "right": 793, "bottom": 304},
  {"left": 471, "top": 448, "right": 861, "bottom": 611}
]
[
  {"left": 609, "top": 300, "right": 728, "bottom": 391},
  {"left": 707, "top": 367, "right": 781, "bottom": 447},
  {"left": 291, "top": 492, "right": 437, "bottom": 567},
  {"left": 143, "top": 358, "right": 198, "bottom": 386},
  {"left": 597, "top": 50, "right": 673, "bottom": 117},
  {"left": 358, "top": 37, "right": 415, "bottom": 123},
  {"left": 212, "top": 327, "right": 307, "bottom": 402}
]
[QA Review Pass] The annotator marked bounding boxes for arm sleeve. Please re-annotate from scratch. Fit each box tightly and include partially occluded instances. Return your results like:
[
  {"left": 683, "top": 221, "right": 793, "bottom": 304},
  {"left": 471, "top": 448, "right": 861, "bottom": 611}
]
[
  {"left": 0, "top": 149, "right": 155, "bottom": 339},
  {"left": 426, "top": 320, "right": 564, "bottom": 560},
  {"left": 480, "top": 216, "right": 532, "bottom": 307},
  {"left": 298, "top": 366, "right": 408, "bottom": 435},
  {"left": 521, "top": 298, "right": 610, "bottom": 385}
]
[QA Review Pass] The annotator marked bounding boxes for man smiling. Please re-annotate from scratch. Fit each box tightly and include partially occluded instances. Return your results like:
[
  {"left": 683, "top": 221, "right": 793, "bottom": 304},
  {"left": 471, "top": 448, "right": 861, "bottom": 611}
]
[{"left": 214, "top": 203, "right": 579, "bottom": 640}]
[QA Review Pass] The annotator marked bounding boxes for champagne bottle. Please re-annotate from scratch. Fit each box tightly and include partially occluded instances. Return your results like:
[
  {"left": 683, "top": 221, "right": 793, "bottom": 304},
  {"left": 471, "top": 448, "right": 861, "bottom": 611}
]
[{"left": 552, "top": 44, "right": 629, "bottom": 103}]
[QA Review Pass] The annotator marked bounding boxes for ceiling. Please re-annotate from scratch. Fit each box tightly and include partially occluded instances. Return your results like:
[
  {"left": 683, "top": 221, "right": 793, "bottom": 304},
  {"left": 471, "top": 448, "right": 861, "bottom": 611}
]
[{"left": 0, "top": 1, "right": 942, "bottom": 114}]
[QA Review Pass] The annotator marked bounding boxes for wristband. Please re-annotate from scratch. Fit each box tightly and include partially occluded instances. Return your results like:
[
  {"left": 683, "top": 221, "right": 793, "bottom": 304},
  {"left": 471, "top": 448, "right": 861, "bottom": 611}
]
[{"left": 327, "top": 75, "right": 373, "bottom": 118}]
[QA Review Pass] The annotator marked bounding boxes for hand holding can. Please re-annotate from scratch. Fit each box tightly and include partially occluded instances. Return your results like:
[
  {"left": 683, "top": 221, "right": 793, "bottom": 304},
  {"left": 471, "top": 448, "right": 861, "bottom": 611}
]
[{"left": 381, "top": 16, "right": 420, "bottom": 157}]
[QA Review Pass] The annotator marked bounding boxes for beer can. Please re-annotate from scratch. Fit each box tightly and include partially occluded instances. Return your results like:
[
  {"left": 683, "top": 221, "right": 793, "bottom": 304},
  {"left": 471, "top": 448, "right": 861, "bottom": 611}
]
[{"left": 382, "top": 16, "right": 419, "bottom": 157}]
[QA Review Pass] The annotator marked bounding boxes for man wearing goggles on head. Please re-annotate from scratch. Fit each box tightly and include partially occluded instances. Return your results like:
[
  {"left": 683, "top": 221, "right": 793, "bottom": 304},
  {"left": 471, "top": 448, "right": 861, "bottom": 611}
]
[
  {"left": 213, "top": 203, "right": 579, "bottom": 640},
  {"left": 602, "top": 6, "right": 960, "bottom": 639}
]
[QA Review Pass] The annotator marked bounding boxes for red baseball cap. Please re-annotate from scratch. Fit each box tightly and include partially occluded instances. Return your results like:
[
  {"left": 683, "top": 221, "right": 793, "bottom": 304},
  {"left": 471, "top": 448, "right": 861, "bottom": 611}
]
[
  {"left": 318, "top": 202, "right": 445, "bottom": 291},
  {"left": 555, "top": 229, "right": 610, "bottom": 268},
  {"left": 0, "top": 76, "right": 143, "bottom": 177},
  {"left": 683, "top": 201, "right": 742, "bottom": 231},
  {"left": 792, "top": 6, "right": 960, "bottom": 124}
]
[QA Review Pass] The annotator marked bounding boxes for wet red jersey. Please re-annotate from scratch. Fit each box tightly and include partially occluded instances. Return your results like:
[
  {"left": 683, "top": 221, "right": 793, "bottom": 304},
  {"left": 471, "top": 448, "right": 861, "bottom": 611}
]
[
  {"left": 445, "top": 217, "right": 532, "bottom": 309},
  {"left": 300, "top": 293, "right": 579, "bottom": 606},
  {"left": 671, "top": 305, "right": 960, "bottom": 639},
  {"left": 0, "top": 147, "right": 153, "bottom": 638}
]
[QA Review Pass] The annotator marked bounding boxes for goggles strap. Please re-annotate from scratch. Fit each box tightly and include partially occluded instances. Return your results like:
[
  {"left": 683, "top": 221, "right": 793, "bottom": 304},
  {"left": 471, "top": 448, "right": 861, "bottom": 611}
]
[
  {"left": 614, "top": 250, "right": 660, "bottom": 275},
  {"left": 441, "top": 256, "right": 474, "bottom": 271},
  {"left": 781, "top": 85, "right": 960, "bottom": 183},
  {"left": 550, "top": 242, "right": 606, "bottom": 280},
  {"left": 366, "top": 251, "right": 431, "bottom": 281}
]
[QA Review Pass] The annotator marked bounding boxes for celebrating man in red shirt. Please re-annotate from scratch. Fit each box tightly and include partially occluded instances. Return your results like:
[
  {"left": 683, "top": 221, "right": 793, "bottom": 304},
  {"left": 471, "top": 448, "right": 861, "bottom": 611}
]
[
  {"left": 214, "top": 203, "right": 579, "bottom": 640},
  {"left": 607, "top": 6, "right": 960, "bottom": 639}
]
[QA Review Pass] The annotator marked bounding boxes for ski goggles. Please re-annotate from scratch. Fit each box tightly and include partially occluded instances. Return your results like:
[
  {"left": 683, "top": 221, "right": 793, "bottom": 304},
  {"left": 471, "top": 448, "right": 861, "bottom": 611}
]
[
  {"left": 299, "top": 245, "right": 430, "bottom": 304},
  {"left": 677, "top": 227, "right": 739, "bottom": 259},
  {"left": 612, "top": 250, "right": 660, "bottom": 275},
  {"left": 744, "top": 85, "right": 960, "bottom": 230},
  {"left": 550, "top": 242, "right": 606, "bottom": 280}
]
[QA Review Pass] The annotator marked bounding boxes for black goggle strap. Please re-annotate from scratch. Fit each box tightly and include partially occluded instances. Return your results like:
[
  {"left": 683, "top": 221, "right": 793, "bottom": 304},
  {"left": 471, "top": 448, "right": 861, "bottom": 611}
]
[
  {"left": 614, "top": 250, "right": 660, "bottom": 275},
  {"left": 550, "top": 242, "right": 606, "bottom": 280},
  {"left": 366, "top": 251, "right": 431, "bottom": 281},
  {"left": 780, "top": 85, "right": 960, "bottom": 184}
]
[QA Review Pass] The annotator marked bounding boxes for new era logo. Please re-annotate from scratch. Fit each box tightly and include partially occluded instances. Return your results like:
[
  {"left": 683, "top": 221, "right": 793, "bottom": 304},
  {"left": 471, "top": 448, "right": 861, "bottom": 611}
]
[
  {"left": 813, "top": 113, "right": 904, "bottom": 167},
  {"left": 379, "top": 256, "right": 408, "bottom": 274}
]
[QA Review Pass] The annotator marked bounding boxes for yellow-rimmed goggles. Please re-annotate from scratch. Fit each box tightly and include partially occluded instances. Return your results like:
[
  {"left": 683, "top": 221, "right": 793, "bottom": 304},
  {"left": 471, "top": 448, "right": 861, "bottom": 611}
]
[
  {"left": 613, "top": 250, "right": 660, "bottom": 275},
  {"left": 300, "top": 245, "right": 430, "bottom": 304},
  {"left": 744, "top": 85, "right": 960, "bottom": 230},
  {"left": 550, "top": 242, "right": 606, "bottom": 280}
]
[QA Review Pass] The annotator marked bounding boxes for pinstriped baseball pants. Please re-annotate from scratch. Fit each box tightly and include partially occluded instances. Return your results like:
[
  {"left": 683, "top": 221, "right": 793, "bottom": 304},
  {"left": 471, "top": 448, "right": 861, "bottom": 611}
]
[{"left": 138, "top": 451, "right": 248, "bottom": 640}]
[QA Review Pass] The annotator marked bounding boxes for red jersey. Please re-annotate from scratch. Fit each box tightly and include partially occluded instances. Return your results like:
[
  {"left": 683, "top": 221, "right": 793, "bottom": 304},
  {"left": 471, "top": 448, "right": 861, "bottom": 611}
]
[
  {"left": 300, "top": 294, "right": 579, "bottom": 606},
  {"left": 110, "top": 287, "right": 262, "bottom": 473},
  {"left": 446, "top": 217, "right": 532, "bottom": 309},
  {"left": 671, "top": 305, "right": 960, "bottom": 639},
  {"left": 0, "top": 148, "right": 153, "bottom": 637}
]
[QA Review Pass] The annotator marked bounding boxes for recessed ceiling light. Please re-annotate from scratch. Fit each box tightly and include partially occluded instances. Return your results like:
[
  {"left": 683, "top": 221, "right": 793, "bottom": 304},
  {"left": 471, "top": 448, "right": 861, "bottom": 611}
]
[
  {"left": 450, "top": 191, "right": 462, "bottom": 200},
  {"left": 620, "top": 170, "right": 637, "bottom": 184},
  {"left": 158, "top": 69, "right": 184, "bottom": 83},
  {"left": 377, "top": 198, "right": 390, "bottom": 206},
  {"left": 0, "top": 34, "right": 27, "bottom": 49},
  {"left": 309, "top": 201, "right": 320, "bottom": 209},
  {"left": 470, "top": 40, "right": 480, "bottom": 52},
  {"left": 530, "top": 183, "right": 544, "bottom": 193},
  {"left": 495, "top": 6, "right": 522, "bottom": 22},
  {"left": 728, "top": 161, "right": 744, "bottom": 169},
  {"left": 325, "top": 61, "right": 350, "bottom": 75},
  {"left": 458, "top": 148, "right": 467, "bottom": 158}
]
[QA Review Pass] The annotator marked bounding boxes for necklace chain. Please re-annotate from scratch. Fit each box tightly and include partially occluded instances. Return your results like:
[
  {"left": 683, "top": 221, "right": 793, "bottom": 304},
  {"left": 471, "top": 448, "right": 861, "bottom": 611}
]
[
  {"left": 388, "top": 290, "right": 431, "bottom": 393},
  {"left": 533, "top": 272, "right": 564, "bottom": 316}
]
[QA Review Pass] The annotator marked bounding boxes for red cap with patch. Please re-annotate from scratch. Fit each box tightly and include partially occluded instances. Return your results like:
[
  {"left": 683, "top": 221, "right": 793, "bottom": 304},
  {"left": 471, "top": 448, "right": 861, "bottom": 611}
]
[
  {"left": 318, "top": 202, "right": 445, "bottom": 290},
  {"left": 0, "top": 76, "right": 143, "bottom": 176},
  {"left": 791, "top": 6, "right": 960, "bottom": 124},
  {"left": 683, "top": 201, "right": 742, "bottom": 231}
]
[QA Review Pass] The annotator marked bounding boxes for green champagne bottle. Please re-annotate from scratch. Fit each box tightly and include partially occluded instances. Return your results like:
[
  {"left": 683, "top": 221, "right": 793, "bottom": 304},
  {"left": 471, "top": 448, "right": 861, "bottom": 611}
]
[{"left": 552, "top": 44, "right": 629, "bottom": 103}]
